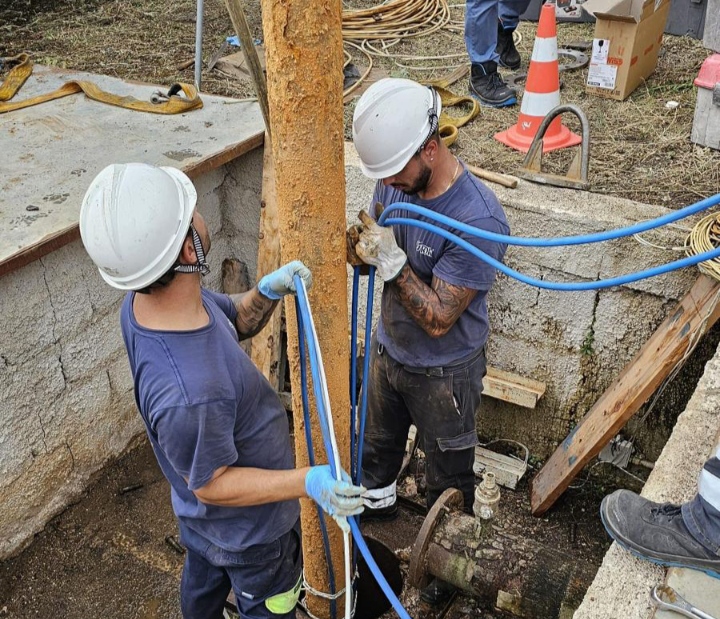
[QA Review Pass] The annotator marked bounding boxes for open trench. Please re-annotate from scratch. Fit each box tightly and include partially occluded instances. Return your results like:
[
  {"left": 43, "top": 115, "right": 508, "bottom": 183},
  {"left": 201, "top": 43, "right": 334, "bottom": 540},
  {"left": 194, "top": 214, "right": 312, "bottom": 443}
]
[{"left": 0, "top": 419, "right": 616, "bottom": 619}]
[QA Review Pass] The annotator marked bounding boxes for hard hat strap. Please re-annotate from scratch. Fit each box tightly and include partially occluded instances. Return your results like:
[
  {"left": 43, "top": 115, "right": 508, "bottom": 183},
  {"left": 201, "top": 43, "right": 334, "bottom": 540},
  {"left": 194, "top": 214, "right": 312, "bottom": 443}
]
[
  {"left": 416, "top": 87, "right": 440, "bottom": 154},
  {"left": 174, "top": 223, "right": 210, "bottom": 276}
]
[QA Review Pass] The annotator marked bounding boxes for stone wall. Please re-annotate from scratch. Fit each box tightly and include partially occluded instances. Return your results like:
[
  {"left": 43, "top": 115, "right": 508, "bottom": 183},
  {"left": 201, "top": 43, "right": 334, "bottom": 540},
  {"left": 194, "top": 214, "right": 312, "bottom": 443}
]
[{"left": 0, "top": 149, "right": 263, "bottom": 560}]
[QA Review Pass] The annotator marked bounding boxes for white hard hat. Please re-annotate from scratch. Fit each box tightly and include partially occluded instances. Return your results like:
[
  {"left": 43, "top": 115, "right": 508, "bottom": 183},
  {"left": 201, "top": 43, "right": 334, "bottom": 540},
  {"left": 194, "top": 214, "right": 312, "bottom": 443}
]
[
  {"left": 352, "top": 78, "right": 441, "bottom": 179},
  {"left": 79, "top": 162, "right": 197, "bottom": 291}
]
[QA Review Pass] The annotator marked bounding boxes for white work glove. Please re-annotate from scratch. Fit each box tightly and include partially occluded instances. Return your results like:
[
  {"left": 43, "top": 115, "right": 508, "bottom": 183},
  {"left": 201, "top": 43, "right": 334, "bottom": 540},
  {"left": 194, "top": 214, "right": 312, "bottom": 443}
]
[
  {"left": 257, "top": 260, "right": 312, "bottom": 300},
  {"left": 355, "top": 210, "right": 407, "bottom": 282}
]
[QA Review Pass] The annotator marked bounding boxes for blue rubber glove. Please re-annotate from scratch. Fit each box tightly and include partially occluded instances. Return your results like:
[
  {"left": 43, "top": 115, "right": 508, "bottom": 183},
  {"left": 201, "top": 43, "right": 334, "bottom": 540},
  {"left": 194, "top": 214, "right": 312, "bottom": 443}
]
[
  {"left": 305, "top": 465, "right": 365, "bottom": 533},
  {"left": 257, "top": 260, "right": 312, "bottom": 300}
]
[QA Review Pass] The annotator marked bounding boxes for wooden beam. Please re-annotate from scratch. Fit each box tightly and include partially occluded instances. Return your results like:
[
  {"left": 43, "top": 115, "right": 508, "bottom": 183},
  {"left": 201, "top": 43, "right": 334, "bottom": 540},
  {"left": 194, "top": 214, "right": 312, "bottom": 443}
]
[
  {"left": 483, "top": 366, "right": 545, "bottom": 409},
  {"left": 221, "top": 257, "right": 252, "bottom": 354},
  {"left": 223, "top": 0, "right": 271, "bottom": 134},
  {"left": 531, "top": 274, "right": 720, "bottom": 516},
  {"left": 250, "top": 138, "right": 283, "bottom": 391}
]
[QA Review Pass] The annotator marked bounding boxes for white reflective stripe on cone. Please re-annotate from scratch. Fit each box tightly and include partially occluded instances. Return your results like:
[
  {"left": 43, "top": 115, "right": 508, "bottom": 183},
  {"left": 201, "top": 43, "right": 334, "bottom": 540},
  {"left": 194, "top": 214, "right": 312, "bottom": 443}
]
[
  {"left": 699, "top": 467, "right": 720, "bottom": 512},
  {"left": 520, "top": 90, "right": 561, "bottom": 117},
  {"left": 362, "top": 480, "right": 397, "bottom": 509},
  {"left": 530, "top": 37, "right": 559, "bottom": 63}
]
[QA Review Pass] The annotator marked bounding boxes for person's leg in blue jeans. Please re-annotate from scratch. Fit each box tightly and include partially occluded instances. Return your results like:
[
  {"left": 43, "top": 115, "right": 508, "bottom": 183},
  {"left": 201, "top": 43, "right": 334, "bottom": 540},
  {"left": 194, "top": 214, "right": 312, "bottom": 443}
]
[
  {"left": 497, "top": 0, "right": 532, "bottom": 69},
  {"left": 601, "top": 445, "right": 720, "bottom": 578},
  {"left": 465, "top": 0, "right": 518, "bottom": 106}
]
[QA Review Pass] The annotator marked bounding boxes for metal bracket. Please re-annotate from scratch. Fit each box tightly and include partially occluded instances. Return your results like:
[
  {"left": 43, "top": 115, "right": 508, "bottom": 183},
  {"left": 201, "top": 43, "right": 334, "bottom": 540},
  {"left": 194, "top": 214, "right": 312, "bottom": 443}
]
[{"left": 518, "top": 103, "right": 591, "bottom": 191}]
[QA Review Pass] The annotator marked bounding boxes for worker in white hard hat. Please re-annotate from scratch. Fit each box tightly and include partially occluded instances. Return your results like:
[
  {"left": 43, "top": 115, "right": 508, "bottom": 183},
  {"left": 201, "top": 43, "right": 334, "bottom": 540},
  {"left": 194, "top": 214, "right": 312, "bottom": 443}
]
[
  {"left": 348, "top": 78, "right": 510, "bottom": 606},
  {"left": 80, "top": 162, "right": 364, "bottom": 619}
]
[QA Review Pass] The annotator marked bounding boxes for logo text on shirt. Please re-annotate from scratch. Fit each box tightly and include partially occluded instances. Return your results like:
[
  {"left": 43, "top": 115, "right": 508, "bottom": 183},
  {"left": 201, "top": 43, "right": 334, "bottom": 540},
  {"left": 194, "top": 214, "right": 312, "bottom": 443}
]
[{"left": 415, "top": 240, "right": 434, "bottom": 258}]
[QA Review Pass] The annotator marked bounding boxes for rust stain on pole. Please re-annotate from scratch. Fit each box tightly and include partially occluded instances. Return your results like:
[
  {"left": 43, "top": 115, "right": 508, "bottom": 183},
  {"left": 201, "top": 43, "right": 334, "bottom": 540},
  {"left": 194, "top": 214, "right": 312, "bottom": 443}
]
[{"left": 260, "top": 1, "right": 350, "bottom": 617}]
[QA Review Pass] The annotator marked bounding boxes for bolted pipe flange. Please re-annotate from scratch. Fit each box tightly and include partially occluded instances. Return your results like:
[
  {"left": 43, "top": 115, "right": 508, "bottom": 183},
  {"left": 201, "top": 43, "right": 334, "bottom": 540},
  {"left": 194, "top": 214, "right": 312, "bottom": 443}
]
[{"left": 408, "top": 488, "right": 464, "bottom": 589}]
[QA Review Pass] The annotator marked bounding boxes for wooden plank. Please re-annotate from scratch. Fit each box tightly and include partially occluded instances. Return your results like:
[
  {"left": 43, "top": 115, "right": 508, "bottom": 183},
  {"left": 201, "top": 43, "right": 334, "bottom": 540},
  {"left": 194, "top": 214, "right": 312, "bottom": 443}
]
[
  {"left": 483, "top": 366, "right": 546, "bottom": 409},
  {"left": 531, "top": 274, "right": 720, "bottom": 516},
  {"left": 249, "top": 138, "right": 283, "bottom": 391}
]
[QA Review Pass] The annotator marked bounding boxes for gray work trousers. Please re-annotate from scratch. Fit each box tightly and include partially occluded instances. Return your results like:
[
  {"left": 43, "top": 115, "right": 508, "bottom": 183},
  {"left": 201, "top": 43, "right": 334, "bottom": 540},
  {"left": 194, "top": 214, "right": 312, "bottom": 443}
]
[{"left": 361, "top": 335, "right": 486, "bottom": 512}]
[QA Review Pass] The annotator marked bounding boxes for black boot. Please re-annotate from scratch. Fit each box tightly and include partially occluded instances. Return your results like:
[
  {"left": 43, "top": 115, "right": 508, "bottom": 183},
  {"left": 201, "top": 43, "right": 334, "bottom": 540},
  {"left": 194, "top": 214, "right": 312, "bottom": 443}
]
[
  {"left": 469, "top": 61, "right": 517, "bottom": 107},
  {"left": 420, "top": 578, "right": 457, "bottom": 606},
  {"left": 496, "top": 23, "right": 521, "bottom": 70}
]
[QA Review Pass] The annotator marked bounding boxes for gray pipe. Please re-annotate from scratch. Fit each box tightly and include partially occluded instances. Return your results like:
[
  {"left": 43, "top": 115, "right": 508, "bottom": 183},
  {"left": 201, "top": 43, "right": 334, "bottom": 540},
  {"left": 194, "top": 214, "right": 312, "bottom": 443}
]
[{"left": 194, "top": 0, "right": 204, "bottom": 90}]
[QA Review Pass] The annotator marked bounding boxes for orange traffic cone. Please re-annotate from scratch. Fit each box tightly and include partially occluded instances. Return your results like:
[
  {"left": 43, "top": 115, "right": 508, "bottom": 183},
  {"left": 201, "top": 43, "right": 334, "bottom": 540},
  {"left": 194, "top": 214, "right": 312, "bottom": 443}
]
[{"left": 494, "top": 3, "right": 581, "bottom": 153}]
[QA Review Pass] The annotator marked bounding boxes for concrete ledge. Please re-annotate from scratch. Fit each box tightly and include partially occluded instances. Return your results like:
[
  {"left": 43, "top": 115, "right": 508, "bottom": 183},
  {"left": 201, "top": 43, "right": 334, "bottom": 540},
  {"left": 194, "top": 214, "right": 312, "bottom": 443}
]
[{"left": 573, "top": 343, "right": 720, "bottom": 619}]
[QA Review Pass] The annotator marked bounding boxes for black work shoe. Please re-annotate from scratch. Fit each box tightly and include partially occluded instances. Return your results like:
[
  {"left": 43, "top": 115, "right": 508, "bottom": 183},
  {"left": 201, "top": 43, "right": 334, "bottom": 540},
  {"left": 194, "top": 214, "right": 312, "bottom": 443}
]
[
  {"left": 420, "top": 578, "right": 457, "bottom": 606},
  {"left": 496, "top": 24, "right": 521, "bottom": 70},
  {"left": 601, "top": 490, "right": 720, "bottom": 579},
  {"left": 469, "top": 61, "right": 517, "bottom": 108},
  {"left": 360, "top": 502, "right": 398, "bottom": 523}
]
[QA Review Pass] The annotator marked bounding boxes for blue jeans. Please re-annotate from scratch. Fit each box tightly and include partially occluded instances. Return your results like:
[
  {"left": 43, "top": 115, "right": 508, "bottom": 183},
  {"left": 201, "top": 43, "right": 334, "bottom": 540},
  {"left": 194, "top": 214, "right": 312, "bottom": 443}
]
[
  {"left": 682, "top": 454, "right": 720, "bottom": 554},
  {"left": 465, "top": 0, "right": 533, "bottom": 64},
  {"left": 361, "top": 336, "right": 486, "bottom": 511},
  {"left": 178, "top": 519, "right": 302, "bottom": 619}
]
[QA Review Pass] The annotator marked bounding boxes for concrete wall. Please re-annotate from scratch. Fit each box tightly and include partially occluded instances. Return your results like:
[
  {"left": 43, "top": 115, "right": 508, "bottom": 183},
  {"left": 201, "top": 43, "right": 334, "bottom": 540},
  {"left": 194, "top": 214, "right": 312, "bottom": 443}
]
[
  {"left": 574, "top": 341, "right": 720, "bottom": 619},
  {"left": 344, "top": 142, "right": 713, "bottom": 463},
  {"left": 0, "top": 149, "right": 263, "bottom": 560}
]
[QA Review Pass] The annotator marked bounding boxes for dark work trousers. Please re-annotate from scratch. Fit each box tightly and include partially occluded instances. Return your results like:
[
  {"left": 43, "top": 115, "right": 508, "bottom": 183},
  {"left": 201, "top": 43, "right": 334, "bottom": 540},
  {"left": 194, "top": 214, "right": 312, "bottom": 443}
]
[
  {"left": 361, "top": 335, "right": 486, "bottom": 512},
  {"left": 178, "top": 519, "right": 302, "bottom": 619}
]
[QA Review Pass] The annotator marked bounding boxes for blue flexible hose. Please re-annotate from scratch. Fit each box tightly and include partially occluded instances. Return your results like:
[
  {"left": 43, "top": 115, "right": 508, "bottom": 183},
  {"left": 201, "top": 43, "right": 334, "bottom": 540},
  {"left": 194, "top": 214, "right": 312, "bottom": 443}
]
[
  {"left": 377, "top": 193, "right": 720, "bottom": 247},
  {"left": 384, "top": 217, "right": 720, "bottom": 291},
  {"left": 294, "top": 275, "right": 414, "bottom": 619},
  {"left": 295, "top": 296, "right": 338, "bottom": 618},
  {"left": 350, "top": 268, "right": 360, "bottom": 481},
  {"left": 356, "top": 268, "right": 375, "bottom": 481}
]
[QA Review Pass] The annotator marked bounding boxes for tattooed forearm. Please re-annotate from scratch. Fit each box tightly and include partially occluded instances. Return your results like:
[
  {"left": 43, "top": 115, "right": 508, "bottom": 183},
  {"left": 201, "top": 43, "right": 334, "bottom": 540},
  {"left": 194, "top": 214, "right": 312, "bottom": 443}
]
[
  {"left": 229, "top": 290, "right": 279, "bottom": 340},
  {"left": 392, "top": 265, "right": 477, "bottom": 338}
]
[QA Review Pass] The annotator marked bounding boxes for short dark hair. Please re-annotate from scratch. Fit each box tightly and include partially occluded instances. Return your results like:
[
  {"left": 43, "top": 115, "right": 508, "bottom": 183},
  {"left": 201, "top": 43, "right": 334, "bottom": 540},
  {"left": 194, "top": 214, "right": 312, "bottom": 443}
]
[{"left": 135, "top": 228, "right": 192, "bottom": 295}]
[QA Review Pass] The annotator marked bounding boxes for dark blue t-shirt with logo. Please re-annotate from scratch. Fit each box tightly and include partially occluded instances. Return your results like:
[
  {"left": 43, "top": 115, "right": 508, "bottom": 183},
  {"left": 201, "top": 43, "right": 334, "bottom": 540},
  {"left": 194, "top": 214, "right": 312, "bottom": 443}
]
[
  {"left": 374, "top": 165, "right": 509, "bottom": 367},
  {"left": 120, "top": 288, "right": 299, "bottom": 552}
]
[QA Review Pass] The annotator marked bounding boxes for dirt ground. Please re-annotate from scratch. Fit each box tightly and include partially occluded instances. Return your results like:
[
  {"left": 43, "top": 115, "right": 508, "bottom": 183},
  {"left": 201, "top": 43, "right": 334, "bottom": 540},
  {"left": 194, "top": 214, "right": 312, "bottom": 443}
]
[
  {"left": 0, "top": 438, "right": 613, "bottom": 619},
  {"left": 1, "top": 0, "right": 719, "bottom": 205}
]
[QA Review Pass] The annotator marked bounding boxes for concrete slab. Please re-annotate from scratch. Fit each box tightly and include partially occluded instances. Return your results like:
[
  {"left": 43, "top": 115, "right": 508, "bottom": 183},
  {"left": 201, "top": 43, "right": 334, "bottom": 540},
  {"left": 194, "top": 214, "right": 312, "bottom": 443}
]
[
  {"left": 654, "top": 570, "right": 720, "bottom": 619},
  {"left": 0, "top": 65, "right": 264, "bottom": 277}
]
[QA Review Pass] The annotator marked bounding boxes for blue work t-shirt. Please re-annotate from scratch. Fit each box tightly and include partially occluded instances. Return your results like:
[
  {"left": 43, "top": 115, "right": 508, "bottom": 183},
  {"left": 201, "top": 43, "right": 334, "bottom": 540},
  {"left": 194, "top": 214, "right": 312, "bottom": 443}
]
[
  {"left": 374, "top": 165, "right": 509, "bottom": 367},
  {"left": 120, "top": 288, "right": 299, "bottom": 552}
]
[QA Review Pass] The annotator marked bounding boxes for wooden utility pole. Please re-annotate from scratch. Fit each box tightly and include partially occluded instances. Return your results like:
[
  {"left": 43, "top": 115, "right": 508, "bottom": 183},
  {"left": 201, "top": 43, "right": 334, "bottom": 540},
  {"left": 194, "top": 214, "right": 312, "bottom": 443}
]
[{"left": 260, "top": 1, "right": 350, "bottom": 617}]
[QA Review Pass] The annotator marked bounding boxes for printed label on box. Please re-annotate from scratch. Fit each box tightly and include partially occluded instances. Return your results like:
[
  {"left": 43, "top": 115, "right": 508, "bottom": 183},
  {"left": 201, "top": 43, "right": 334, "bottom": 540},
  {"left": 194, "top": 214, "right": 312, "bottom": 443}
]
[
  {"left": 591, "top": 39, "right": 610, "bottom": 64},
  {"left": 587, "top": 63, "right": 618, "bottom": 89}
]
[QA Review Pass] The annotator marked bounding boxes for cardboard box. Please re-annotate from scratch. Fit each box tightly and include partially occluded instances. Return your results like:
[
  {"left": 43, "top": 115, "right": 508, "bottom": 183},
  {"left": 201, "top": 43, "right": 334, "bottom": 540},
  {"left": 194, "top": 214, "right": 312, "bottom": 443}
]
[{"left": 583, "top": 0, "right": 671, "bottom": 100}]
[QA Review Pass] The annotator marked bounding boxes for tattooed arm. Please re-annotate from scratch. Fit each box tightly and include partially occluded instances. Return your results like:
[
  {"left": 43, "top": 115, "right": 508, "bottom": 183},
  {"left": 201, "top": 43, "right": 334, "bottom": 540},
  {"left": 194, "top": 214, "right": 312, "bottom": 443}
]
[
  {"left": 392, "top": 265, "right": 478, "bottom": 338},
  {"left": 228, "top": 290, "right": 280, "bottom": 341}
]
